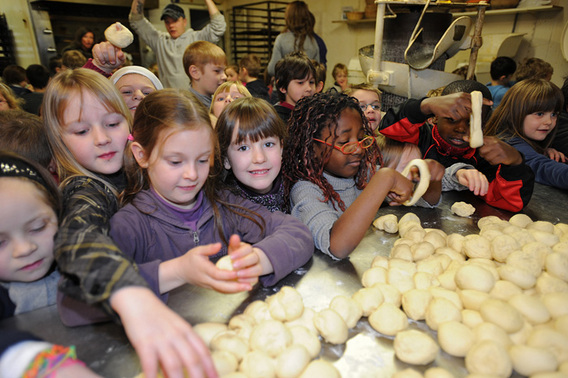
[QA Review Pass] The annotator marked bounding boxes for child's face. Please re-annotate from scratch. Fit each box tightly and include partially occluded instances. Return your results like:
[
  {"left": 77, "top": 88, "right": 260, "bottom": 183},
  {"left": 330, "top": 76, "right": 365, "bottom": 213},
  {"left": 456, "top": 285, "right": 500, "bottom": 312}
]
[
  {"left": 225, "top": 67, "right": 238, "bottom": 82},
  {"left": 62, "top": 90, "right": 129, "bottom": 175},
  {"left": 351, "top": 89, "right": 381, "bottom": 131},
  {"left": 281, "top": 75, "right": 315, "bottom": 106},
  {"left": 335, "top": 71, "right": 348, "bottom": 90},
  {"left": 523, "top": 111, "right": 557, "bottom": 141},
  {"left": 212, "top": 84, "right": 246, "bottom": 118},
  {"left": 0, "top": 93, "right": 9, "bottom": 111},
  {"left": 316, "top": 108, "right": 365, "bottom": 179},
  {"left": 115, "top": 74, "right": 157, "bottom": 116},
  {"left": 225, "top": 125, "right": 282, "bottom": 194},
  {"left": 138, "top": 126, "right": 212, "bottom": 209},
  {"left": 0, "top": 178, "right": 57, "bottom": 282},
  {"left": 194, "top": 63, "right": 227, "bottom": 97}
]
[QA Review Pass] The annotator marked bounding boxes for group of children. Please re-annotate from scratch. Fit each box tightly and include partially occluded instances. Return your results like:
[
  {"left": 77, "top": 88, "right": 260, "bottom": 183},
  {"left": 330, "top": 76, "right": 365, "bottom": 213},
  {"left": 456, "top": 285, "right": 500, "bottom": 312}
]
[{"left": 1, "top": 24, "right": 568, "bottom": 376}]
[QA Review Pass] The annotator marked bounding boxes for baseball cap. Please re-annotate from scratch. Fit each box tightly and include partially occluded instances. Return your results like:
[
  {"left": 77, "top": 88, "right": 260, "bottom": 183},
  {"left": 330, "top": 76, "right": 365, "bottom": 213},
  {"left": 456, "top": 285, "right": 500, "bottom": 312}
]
[{"left": 161, "top": 4, "right": 185, "bottom": 21}]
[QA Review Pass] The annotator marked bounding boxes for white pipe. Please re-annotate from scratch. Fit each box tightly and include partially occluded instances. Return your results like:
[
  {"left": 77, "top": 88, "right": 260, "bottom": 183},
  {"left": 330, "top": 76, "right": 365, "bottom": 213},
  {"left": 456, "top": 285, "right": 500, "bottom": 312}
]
[{"left": 372, "top": 3, "right": 386, "bottom": 73}]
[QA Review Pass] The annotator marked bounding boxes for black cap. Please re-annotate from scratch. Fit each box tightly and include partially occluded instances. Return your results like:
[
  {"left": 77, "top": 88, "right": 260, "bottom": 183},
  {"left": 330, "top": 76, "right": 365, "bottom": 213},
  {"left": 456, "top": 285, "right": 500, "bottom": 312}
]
[{"left": 161, "top": 4, "right": 185, "bottom": 21}]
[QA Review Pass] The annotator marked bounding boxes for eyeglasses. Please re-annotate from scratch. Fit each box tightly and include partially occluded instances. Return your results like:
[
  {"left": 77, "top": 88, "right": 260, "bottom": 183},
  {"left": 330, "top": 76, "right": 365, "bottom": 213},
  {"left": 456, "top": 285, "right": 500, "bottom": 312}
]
[
  {"left": 360, "top": 103, "right": 381, "bottom": 111},
  {"left": 314, "top": 136, "right": 375, "bottom": 155}
]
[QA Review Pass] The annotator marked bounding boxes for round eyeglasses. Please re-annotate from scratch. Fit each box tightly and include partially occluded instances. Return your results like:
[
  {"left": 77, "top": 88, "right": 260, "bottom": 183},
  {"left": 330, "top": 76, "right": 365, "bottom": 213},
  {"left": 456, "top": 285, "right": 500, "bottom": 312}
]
[
  {"left": 360, "top": 103, "right": 381, "bottom": 112},
  {"left": 314, "top": 136, "right": 375, "bottom": 155}
]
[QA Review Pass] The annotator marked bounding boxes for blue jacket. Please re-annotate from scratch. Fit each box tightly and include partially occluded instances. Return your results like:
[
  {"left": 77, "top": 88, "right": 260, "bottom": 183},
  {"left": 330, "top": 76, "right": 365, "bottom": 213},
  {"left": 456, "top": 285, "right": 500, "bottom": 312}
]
[{"left": 109, "top": 189, "right": 314, "bottom": 293}]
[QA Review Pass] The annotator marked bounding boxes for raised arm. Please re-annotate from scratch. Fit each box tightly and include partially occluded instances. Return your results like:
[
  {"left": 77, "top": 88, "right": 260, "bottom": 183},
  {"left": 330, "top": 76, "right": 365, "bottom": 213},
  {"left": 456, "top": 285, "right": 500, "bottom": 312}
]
[
  {"left": 131, "top": 0, "right": 145, "bottom": 18},
  {"left": 205, "top": 0, "right": 220, "bottom": 16}
]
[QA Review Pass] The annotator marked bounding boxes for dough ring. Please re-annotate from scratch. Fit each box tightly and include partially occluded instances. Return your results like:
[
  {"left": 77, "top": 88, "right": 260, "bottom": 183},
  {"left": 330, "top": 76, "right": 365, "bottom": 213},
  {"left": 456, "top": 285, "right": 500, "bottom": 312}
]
[
  {"left": 401, "top": 159, "right": 431, "bottom": 206},
  {"left": 469, "top": 90, "right": 483, "bottom": 148},
  {"left": 104, "top": 22, "right": 134, "bottom": 49}
]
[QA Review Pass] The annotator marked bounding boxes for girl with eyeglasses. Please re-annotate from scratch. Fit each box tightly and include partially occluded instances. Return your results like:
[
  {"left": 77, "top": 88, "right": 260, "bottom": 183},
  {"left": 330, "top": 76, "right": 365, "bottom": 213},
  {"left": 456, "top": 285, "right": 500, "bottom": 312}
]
[{"left": 283, "top": 92, "right": 444, "bottom": 260}]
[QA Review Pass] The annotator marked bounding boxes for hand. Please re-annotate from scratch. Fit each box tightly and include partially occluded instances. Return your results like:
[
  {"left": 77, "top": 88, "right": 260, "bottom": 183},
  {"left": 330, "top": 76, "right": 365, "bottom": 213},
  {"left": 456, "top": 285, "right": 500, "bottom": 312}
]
[
  {"left": 384, "top": 168, "right": 413, "bottom": 206},
  {"left": 110, "top": 287, "right": 218, "bottom": 378},
  {"left": 226, "top": 234, "right": 267, "bottom": 285},
  {"left": 92, "top": 42, "right": 125, "bottom": 73},
  {"left": 545, "top": 147, "right": 567, "bottom": 163},
  {"left": 456, "top": 168, "right": 489, "bottom": 196},
  {"left": 424, "top": 159, "right": 444, "bottom": 182},
  {"left": 477, "top": 136, "right": 523, "bottom": 166},
  {"left": 421, "top": 92, "right": 492, "bottom": 121}
]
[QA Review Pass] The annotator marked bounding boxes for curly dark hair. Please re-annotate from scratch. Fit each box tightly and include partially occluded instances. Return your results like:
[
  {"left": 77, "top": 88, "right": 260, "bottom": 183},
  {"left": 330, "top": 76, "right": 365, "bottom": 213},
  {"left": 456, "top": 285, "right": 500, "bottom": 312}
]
[{"left": 282, "top": 92, "right": 381, "bottom": 212}]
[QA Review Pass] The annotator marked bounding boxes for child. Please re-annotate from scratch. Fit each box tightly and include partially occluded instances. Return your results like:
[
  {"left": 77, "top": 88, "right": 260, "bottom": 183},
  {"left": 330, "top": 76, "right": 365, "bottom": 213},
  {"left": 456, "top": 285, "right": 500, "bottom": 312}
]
[
  {"left": 210, "top": 81, "right": 251, "bottom": 119},
  {"left": 0, "top": 83, "right": 23, "bottom": 111},
  {"left": 484, "top": 79, "right": 567, "bottom": 190},
  {"left": 110, "top": 89, "right": 312, "bottom": 296},
  {"left": 344, "top": 83, "right": 383, "bottom": 133},
  {"left": 283, "top": 92, "right": 444, "bottom": 260},
  {"left": 486, "top": 56, "right": 516, "bottom": 109},
  {"left": 0, "top": 151, "right": 60, "bottom": 315},
  {"left": 42, "top": 68, "right": 216, "bottom": 378},
  {"left": 514, "top": 57, "right": 553, "bottom": 82},
  {"left": 311, "top": 59, "right": 326, "bottom": 93},
  {"left": 224, "top": 64, "right": 239, "bottom": 82},
  {"left": 379, "top": 79, "right": 535, "bottom": 212},
  {"left": 217, "top": 96, "right": 287, "bottom": 212},
  {"left": 273, "top": 51, "right": 316, "bottom": 123},
  {"left": 329, "top": 63, "right": 349, "bottom": 93},
  {"left": 183, "top": 40, "right": 227, "bottom": 109},
  {"left": 238, "top": 54, "right": 270, "bottom": 102},
  {"left": 61, "top": 50, "right": 87, "bottom": 70}
]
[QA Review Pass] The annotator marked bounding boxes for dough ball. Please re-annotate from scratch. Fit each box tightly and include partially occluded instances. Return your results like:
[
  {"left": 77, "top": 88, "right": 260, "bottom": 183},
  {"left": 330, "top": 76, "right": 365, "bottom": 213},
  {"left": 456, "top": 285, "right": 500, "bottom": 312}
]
[
  {"left": 392, "top": 368, "right": 423, "bottom": 378},
  {"left": 424, "top": 367, "right": 453, "bottom": 378},
  {"left": 244, "top": 300, "right": 272, "bottom": 324},
  {"left": 465, "top": 340, "right": 512, "bottom": 377},
  {"left": 553, "top": 241, "right": 568, "bottom": 255},
  {"left": 390, "top": 243, "right": 413, "bottom": 261},
  {"left": 529, "top": 228, "right": 560, "bottom": 247},
  {"left": 424, "top": 231, "right": 446, "bottom": 249},
  {"left": 329, "top": 295, "right": 362, "bottom": 328},
  {"left": 462, "top": 309, "right": 484, "bottom": 328},
  {"left": 394, "top": 238, "right": 416, "bottom": 248},
  {"left": 406, "top": 227, "right": 427, "bottom": 243},
  {"left": 104, "top": 22, "right": 134, "bottom": 48},
  {"left": 210, "top": 331, "right": 249, "bottom": 361},
  {"left": 393, "top": 329, "right": 439, "bottom": 365},
  {"left": 275, "top": 345, "right": 311, "bottom": 378},
  {"left": 489, "top": 280, "right": 523, "bottom": 301},
  {"left": 459, "top": 289, "right": 489, "bottom": 311},
  {"left": 429, "top": 286, "right": 462, "bottom": 310},
  {"left": 455, "top": 264, "right": 496, "bottom": 293},
  {"left": 527, "top": 327, "right": 568, "bottom": 363},
  {"left": 425, "top": 297, "right": 461, "bottom": 331},
  {"left": 239, "top": 350, "right": 275, "bottom": 378},
  {"left": 288, "top": 325, "right": 321, "bottom": 358},
  {"left": 286, "top": 307, "right": 318, "bottom": 336},
  {"left": 352, "top": 286, "right": 384, "bottom": 317},
  {"left": 477, "top": 215, "right": 504, "bottom": 230},
  {"left": 508, "top": 320, "right": 533, "bottom": 345},
  {"left": 508, "top": 229, "right": 537, "bottom": 247},
  {"left": 373, "top": 283, "right": 402, "bottom": 307},
  {"left": 410, "top": 241, "right": 435, "bottom": 261},
  {"left": 473, "top": 322, "right": 512, "bottom": 349},
  {"left": 546, "top": 252, "right": 568, "bottom": 282},
  {"left": 497, "top": 264, "right": 537, "bottom": 289},
  {"left": 193, "top": 322, "right": 227, "bottom": 347},
  {"left": 373, "top": 213, "right": 399, "bottom": 233},
  {"left": 446, "top": 233, "right": 466, "bottom": 254},
  {"left": 438, "top": 320, "right": 475, "bottom": 357},
  {"left": 371, "top": 255, "right": 389, "bottom": 269},
  {"left": 249, "top": 320, "right": 292, "bottom": 358},
  {"left": 399, "top": 212, "right": 421, "bottom": 226},
  {"left": 402, "top": 289, "right": 432, "bottom": 321},
  {"left": 480, "top": 228, "right": 504, "bottom": 242},
  {"left": 389, "top": 258, "right": 417, "bottom": 273},
  {"left": 508, "top": 213, "right": 533, "bottom": 228},
  {"left": 267, "top": 286, "right": 304, "bottom": 322},
  {"left": 536, "top": 272, "right": 568, "bottom": 295},
  {"left": 542, "top": 292, "right": 568, "bottom": 318},
  {"left": 555, "top": 315, "right": 568, "bottom": 337},
  {"left": 361, "top": 266, "right": 388, "bottom": 287},
  {"left": 228, "top": 313, "right": 257, "bottom": 339},
  {"left": 479, "top": 298, "right": 524, "bottom": 333},
  {"left": 212, "top": 350, "right": 239, "bottom": 376},
  {"left": 508, "top": 294, "right": 550, "bottom": 325},
  {"left": 527, "top": 220, "right": 555, "bottom": 234},
  {"left": 216, "top": 255, "right": 234, "bottom": 271},
  {"left": 369, "top": 302, "right": 408, "bottom": 336},
  {"left": 437, "top": 270, "right": 458, "bottom": 291},
  {"left": 388, "top": 267, "right": 416, "bottom": 294},
  {"left": 451, "top": 201, "right": 476, "bottom": 217},
  {"left": 507, "top": 249, "right": 544, "bottom": 277},
  {"left": 399, "top": 222, "right": 422, "bottom": 239},
  {"left": 490, "top": 234, "right": 519, "bottom": 262},
  {"left": 463, "top": 235, "right": 492, "bottom": 259},
  {"left": 313, "top": 309, "right": 348, "bottom": 344},
  {"left": 424, "top": 228, "right": 448, "bottom": 240},
  {"left": 435, "top": 247, "right": 465, "bottom": 263},
  {"left": 413, "top": 271, "right": 440, "bottom": 290},
  {"left": 299, "top": 360, "right": 340, "bottom": 378},
  {"left": 509, "top": 344, "right": 558, "bottom": 376}
]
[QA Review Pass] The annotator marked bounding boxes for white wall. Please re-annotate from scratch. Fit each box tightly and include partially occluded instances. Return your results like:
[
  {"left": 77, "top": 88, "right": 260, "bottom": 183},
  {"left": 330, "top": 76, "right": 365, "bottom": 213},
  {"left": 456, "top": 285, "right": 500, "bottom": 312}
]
[{"left": 3, "top": 0, "right": 40, "bottom": 69}]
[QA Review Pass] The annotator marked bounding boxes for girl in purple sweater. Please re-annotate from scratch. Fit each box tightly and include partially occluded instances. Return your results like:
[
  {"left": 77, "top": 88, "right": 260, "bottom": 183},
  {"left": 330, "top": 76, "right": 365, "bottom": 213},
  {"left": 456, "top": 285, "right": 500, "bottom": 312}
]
[{"left": 110, "top": 89, "right": 313, "bottom": 296}]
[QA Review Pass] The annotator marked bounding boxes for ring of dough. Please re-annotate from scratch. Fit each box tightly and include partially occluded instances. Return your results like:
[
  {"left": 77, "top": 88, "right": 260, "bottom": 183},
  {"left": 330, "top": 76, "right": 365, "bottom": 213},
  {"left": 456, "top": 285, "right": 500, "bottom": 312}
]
[{"left": 401, "top": 159, "right": 430, "bottom": 206}]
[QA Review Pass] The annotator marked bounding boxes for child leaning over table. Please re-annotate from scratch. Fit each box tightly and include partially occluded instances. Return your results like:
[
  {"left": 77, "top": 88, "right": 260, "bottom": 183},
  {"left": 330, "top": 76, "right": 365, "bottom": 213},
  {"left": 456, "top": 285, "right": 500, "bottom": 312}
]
[{"left": 379, "top": 79, "right": 535, "bottom": 212}]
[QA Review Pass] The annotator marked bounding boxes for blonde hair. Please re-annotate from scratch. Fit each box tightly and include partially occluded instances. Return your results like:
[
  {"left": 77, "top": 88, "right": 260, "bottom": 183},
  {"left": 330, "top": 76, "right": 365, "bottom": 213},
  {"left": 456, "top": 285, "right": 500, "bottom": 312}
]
[
  {"left": 43, "top": 68, "right": 131, "bottom": 190},
  {"left": 183, "top": 41, "right": 227, "bottom": 78},
  {"left": 0, "top": 83, "right": 23, "bottom": 110},
  {"left": 343, "top": 82, "right": 381, "bottom": 99},
  {"left": 209, "top": 81, "right": 251, "bottom": 115}
]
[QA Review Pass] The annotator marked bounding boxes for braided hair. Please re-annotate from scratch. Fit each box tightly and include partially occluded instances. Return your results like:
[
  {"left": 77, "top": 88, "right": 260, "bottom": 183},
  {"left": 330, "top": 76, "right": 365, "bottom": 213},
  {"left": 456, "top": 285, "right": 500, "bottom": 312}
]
[{"left": 282, "top": 92, "right": 381, "bottom": 211}]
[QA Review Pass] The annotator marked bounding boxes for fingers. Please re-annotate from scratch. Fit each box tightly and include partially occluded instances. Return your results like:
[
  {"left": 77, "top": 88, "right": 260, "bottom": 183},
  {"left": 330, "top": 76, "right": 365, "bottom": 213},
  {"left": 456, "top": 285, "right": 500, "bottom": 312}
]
[{"left": 186, "top": 330, "right": 219, "bottom": 378}]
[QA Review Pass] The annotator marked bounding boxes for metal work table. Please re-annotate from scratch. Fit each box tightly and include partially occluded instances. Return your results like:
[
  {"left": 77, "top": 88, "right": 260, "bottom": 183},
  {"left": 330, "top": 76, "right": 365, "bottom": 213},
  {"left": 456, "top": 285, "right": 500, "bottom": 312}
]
[{"left": 1, "top": 184, "right": 567, "bottom": 377}]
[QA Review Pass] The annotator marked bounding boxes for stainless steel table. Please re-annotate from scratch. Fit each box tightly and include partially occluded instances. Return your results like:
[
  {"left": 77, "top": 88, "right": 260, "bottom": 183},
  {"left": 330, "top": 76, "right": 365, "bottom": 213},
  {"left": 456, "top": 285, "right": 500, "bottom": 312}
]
[{"left": 2, "top": 184, "right": 567, "bottom": 378}]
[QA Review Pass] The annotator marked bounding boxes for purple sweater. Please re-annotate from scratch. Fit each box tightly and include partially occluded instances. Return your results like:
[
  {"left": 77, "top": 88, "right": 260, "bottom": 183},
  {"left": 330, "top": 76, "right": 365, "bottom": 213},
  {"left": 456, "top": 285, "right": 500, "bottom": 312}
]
[{"left": 109, "top": 189, "right": 313, "bottom": 294}]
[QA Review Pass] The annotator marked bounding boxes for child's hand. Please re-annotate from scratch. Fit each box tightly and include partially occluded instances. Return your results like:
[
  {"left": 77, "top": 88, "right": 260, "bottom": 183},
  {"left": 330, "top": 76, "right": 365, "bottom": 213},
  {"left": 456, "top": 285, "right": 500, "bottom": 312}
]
[
  {"left": 545, "top": 147, "right": 567, "bottom": 163},
  {"left": 457, "top": 168, "right": 489, "bottom": 196},
  {"left": 424, "top": 159, "right": 445, "bottom": 182},
  {"left": 421, "top": 92, "right": 493, "bottom": 121},
  {"left": 384, "top": 169, "right": 414, "bottom": 206},
  {"left": 92, "top": 41, "right": 125, "bottom": 73},
  {"left": 477, "top": 136, "right": 523, "bottom": 166},
  {"left": 404, "top": 159, "right": 443, "bottom": 205},
  {"left": 226, "top": 234, "right": 265, "bottom": 286}
]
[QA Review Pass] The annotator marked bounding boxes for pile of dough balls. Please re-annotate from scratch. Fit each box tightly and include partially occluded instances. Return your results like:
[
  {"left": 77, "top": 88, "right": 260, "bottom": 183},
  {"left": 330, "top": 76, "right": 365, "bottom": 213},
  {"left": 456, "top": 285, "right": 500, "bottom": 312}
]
[
  {"left": 193, "top": 286, "right": 342, "bottom": 378},
  {"left": 367, "top": 212, "right": 568, "bottom": 377}
]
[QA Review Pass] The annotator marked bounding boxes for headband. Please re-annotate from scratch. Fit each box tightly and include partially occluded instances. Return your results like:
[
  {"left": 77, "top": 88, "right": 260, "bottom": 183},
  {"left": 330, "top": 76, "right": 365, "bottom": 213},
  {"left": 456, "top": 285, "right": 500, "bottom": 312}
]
[
  {"left": 0, "top": 155, "right": 48, "bottom": 189},
  {"left": 112, "top": 66, "right": 163, "bottom": 91}
]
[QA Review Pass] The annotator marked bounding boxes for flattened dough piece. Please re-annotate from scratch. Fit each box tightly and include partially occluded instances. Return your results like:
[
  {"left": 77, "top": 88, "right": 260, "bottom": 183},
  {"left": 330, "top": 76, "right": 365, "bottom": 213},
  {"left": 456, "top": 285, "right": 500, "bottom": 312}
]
[
  {"left": 373, "top": 213, "right": 399, "bottom": 233},
  {"left": 104, "top": 22, "right": 134, "bottom": 48},
  {"left": 401, "top": 159, "right": 431, "bottom": 206},
  {"left": 451, "top": 201, "right": 476, "bottom": 217}
]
